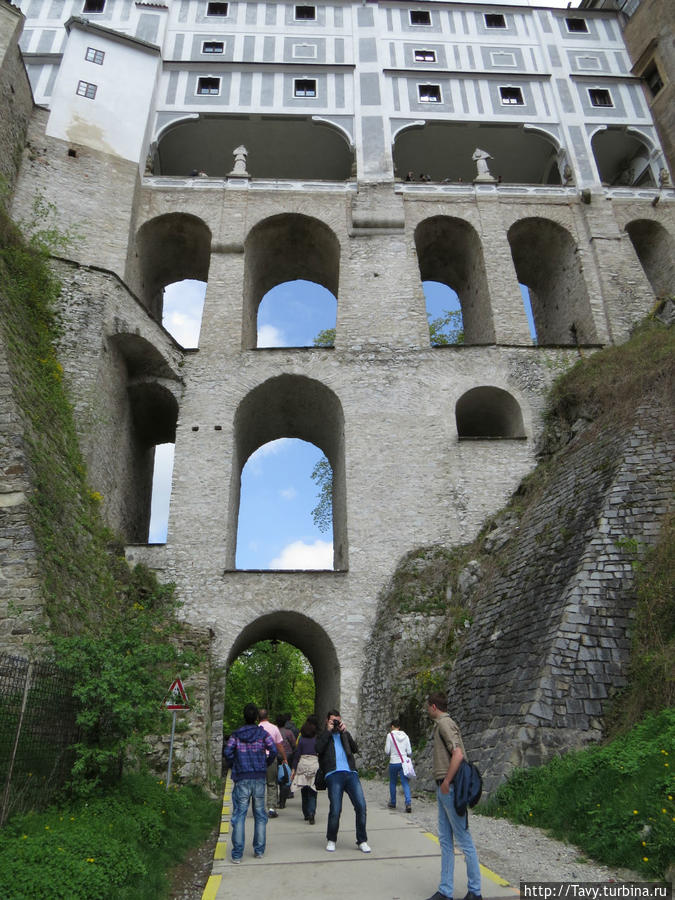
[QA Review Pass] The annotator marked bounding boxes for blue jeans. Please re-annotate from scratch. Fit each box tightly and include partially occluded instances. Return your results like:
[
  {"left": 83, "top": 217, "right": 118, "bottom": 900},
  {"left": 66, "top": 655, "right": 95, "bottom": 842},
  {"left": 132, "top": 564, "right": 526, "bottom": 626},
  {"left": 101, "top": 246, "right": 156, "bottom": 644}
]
[
  {"left": 301, "top": 785, "right": 317, "bottom": 819},
  {"left": 231, "top": 777, "right": 267, "bottom": 859},
  {"left": 325, "top": 770, "right": 368, "bottom": 844},
  {"left": 388, "top": 762, "right": 411, "bottom": 806},
  {"left": 437, "top": 784, "right": 481, "bottom": 897}
]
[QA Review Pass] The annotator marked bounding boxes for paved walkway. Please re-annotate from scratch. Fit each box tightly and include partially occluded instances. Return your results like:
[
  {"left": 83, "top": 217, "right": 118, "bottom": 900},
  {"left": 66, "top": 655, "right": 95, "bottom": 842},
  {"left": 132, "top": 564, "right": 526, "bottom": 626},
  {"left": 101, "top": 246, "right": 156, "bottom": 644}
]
[{"left": 202, "top": 782, "right": 519, "bottom": 900}]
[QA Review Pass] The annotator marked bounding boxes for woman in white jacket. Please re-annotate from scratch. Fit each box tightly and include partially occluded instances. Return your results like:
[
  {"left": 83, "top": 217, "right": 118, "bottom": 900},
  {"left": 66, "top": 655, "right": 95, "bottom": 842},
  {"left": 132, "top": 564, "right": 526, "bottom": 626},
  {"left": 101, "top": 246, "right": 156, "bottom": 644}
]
[{"left": 384, "top": 719, "right": 412, "bottom": 812}]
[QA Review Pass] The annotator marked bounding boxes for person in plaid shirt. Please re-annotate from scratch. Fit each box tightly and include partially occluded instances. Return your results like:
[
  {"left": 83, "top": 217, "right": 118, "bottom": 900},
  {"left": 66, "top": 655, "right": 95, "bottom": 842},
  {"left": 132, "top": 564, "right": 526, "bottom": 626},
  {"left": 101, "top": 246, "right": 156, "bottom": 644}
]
[{"left": 223, "top": 703, "right": 278, "bottom": 862}]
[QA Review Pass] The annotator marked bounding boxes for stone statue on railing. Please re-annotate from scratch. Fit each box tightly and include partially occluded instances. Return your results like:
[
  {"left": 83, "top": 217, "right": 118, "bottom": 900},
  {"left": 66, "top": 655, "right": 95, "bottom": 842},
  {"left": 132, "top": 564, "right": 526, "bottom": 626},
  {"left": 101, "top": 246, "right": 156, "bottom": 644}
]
[
  {"left": 472, "top": 148, "right": 497, "bottom": 183},
  {"left": 229, "top": 145, "right": 249, "bottom": 177}
]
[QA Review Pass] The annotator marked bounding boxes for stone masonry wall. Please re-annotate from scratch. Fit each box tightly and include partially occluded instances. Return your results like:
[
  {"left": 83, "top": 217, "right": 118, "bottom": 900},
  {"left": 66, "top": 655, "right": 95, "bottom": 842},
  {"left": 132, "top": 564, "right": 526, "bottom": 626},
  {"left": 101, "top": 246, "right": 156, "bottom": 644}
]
[{"left": 0, "top": 2, "right": 32, "bottom": 197}]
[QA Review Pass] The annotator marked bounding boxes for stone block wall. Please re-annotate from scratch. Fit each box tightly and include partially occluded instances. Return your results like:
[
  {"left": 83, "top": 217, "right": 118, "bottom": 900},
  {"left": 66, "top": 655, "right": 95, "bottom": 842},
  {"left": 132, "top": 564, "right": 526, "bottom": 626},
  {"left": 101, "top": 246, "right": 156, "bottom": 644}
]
[{"left": 0, "top": 2, "right": 32, "bottom": 196}]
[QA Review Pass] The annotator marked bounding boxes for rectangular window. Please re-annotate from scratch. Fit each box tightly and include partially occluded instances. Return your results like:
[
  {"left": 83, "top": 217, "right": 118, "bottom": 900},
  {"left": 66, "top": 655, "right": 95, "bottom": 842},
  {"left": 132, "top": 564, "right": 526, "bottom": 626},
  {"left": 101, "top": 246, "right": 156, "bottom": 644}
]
[
  {"left": 293, "top": 43, "right": 317, "bottom": 59},
  {"left": 418, "top": 83, "right": 441, "bottom": 102},
  {"left": 294, "top": 78, "right": 317, "bottom": 97},
  {"left": 643, "top": 61, "right": 664, "bottom": 98},
  {"left": 76, "top": 80, "right": 97, "bottom": 99},
  {"left": 295, "top": 5, "right": 316, "bottom": 20},
  {"left": 197, "top": 76, "right": 221, "bottom": 95},
  {"left": 206, "top": 2, "right": 228, "bottom": 16},
  {"left": 202, "top": 41, "right": 224, "bottom": 54},
  {"left": 410, "top": 10, "right": 431, "bottom": 26},
  {"left": 500, "top": 86, "right": 524, "bottom": 105},
  {"left": 577, "top": 55, "right": 601, "bottom": 70},
  {"left": 589, "top": 88, "right": 613, "bottom": 107},
  {"left": 414, "top": 49, "right": 436, "bottom": 63},
  {"left": 491, "top": 51, "right": 517, "bottom": 67},
  {"left": 485, "top": 13, "right": 506, "bottom": 28},
  {"left": 82, "top": 0, "right": 105, "bottom": 11},
  {"left": 565, "top": 17, "right": 589, "bottom": 33},
  {"left": 85, "top": 46, "right": 105, "bottom": 65}
]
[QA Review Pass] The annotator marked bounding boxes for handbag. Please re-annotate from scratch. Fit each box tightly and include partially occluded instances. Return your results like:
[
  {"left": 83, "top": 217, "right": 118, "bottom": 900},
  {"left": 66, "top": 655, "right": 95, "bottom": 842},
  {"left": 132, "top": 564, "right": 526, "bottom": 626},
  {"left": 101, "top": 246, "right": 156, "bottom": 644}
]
[
  {"left": 314, "top": 768, "right": 326, "bottom": 791},
  {"left": 391, "top": 731, "right": 416, "bottom": 778}
]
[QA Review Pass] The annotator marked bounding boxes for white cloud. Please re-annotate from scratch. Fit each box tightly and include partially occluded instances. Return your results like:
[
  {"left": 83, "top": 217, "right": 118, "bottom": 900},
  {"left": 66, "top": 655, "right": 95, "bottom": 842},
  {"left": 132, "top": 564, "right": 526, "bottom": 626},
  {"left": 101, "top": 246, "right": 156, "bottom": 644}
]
[
  {"left": 257, "top": 323, "right": 285, "bottom": 347},
  {"left": 162, "top": 280, "right": 206, "bottom": 348},
  {"left": 280, "top": 486, "right": 298, "bottom": 500},
  {"left": 270, "top": 539, "right": 333, "bottom": 570},
  {"left": 164, "top": 310, "right": 201, "bottom": 347}
]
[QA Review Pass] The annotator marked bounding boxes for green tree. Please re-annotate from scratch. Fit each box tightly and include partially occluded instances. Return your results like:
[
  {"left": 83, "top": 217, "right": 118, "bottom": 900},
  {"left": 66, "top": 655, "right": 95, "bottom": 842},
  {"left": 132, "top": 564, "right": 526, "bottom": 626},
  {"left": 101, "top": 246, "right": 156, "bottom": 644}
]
[
  {"left": 428, "top": 308, "right": 464, "bottom": 345},
  {"left": 310, "top": 455, "right": 333, "bottom": 533},
  {"left": 313, "top": 327, "right": 335, "bottom": 347},
  {"left": 223, "top": 641, "right": 315, "bottom": 734}
]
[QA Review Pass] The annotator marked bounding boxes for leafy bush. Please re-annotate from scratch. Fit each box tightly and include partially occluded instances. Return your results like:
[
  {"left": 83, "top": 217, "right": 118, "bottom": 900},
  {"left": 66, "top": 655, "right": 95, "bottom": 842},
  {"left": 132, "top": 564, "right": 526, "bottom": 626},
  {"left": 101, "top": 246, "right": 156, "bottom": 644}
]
[
  {"left": 480, "top": 709, "right": 675, "bottom": 878},
  {"left": 0, "top": 775, "right": 219, "bottom": 900}
]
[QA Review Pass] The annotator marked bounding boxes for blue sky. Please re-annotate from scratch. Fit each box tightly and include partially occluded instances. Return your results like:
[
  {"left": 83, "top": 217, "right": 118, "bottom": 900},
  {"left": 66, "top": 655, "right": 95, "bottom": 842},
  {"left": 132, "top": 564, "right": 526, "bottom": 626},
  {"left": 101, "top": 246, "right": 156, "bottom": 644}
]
[{"left": 149, "top": 278, "right": 535, "bottom": 562}]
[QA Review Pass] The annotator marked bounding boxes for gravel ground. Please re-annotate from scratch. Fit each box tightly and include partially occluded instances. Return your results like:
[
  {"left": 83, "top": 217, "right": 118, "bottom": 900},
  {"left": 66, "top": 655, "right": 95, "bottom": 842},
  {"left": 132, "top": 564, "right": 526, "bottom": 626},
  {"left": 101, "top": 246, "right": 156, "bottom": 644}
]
[{"left": 360, "top": 780, "right": 642, "bottom": 888}]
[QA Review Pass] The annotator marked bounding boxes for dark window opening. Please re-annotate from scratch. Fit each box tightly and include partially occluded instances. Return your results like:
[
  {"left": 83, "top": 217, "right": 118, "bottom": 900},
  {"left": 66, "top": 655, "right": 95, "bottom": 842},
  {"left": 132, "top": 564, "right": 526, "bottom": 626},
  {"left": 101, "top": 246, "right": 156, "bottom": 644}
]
[
  {"left": 589, "top": 88, "right": 613, "bottom": 107},
  {"left": 565, "top": 17, "right": 589, "bottom": 33},
  {"left": 500, "top": 86, "right": 524, "bottom": 105},
  {"left": 206, "top": 2, "right": 228, "bottom": 15},
  {"left": 295, "top": 5, "right": 316, "bottom": 20},
  {"left": 82, "top": 0, "right": 105, "bottom": 12},
  {"left": 414, "top": 49, "right": 436, "bottom": 62},
  {"left": 418, "top": 84, "right": 441, "bottom": 103},
  {"left": 643, "top": 61, "right": 664, "bottom": 98},
  {"left": 203, "top": 41, "right": 224, "bottom": 54},
  {"left": 76, "top": 80, "right": 97, "bottom": 99},
  {"left": 67, "top": 148, "right": 77, "bottom": 158},
  {"left": 410, "top": 10, "right": 431, "bottom": 26},
  {"left": 197, "top": 77, "right": 221, "bottom": 95},
  {"left": 485, "top": 13, "right": 506, "bottom": 28},
  {"left": 294, "top": 78, "right": 317, "bottom": 97},
  {"left": 85, "top": 46, "right": 105, "bottom": 64}
]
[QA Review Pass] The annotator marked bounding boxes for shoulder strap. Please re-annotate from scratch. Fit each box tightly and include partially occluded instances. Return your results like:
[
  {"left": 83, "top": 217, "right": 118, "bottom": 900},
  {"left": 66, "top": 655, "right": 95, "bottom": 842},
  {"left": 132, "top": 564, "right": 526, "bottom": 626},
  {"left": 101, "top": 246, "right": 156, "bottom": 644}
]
[{"left": 391, "top": 732, "right": 405, "bottom": 763}]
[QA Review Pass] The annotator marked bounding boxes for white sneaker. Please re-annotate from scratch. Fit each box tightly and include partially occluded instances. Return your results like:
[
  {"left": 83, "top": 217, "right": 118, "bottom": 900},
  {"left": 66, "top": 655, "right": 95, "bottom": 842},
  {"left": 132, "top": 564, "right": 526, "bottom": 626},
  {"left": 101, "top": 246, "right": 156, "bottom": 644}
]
[
  {"left": 357, "top": 841, "right": 371, "bottom": 853},
  {"left": 326, "top": 840, "right": 336, "bottom": 852}
]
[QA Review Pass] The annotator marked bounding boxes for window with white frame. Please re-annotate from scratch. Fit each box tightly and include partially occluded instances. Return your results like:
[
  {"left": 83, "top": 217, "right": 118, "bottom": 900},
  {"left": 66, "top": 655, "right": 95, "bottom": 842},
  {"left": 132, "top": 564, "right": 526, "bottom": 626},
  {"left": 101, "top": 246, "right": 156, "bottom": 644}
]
[
  {"left": 499, "top": 86, "right": 524, "bottom": 105},
  {"left": 293, "top": 43, "right": 317, "bottom": 59},
  {"left": 82, "top": 0, "right": 105, "bottom": 12},
  {"left": 565, "top": 17, "right": 589, "bottom": 33},
  {"left": 410, "top": 10, "right": 431, "bottom": 26},
  {"left": 589, "top": 88, "right": 613, "bottom": 107},
  {"left": 490, "top": 51, "right": 517, "bottom": 67},
  {"left": 485, "top": 13, "right": 506, "bottom": 28},
  {"left": 85, "top": 46, "right": 105, "bottom": 65},
  {"left": 294, "top": 78, "right": 317, "bottom": 97},
  {"left": 295, "top": 5, "right": 316, "bottom": 20},
  {"left": 206, "top": 2, "right": 228, "bottom": 16},
  {"left": 197, "top": 76, "right": 221, "bottom": 95},
  {"left": 76, "top": 80, "right": 97, "bottom": 99},
  {"left": 414, "top": 49, "right": 436, "bottom": 62},
  {"left": 418, "top": 83, "right": 441, "bottom": 102},
  {"left": 202, "top": 41, "right": 224, "bottom": 54}
]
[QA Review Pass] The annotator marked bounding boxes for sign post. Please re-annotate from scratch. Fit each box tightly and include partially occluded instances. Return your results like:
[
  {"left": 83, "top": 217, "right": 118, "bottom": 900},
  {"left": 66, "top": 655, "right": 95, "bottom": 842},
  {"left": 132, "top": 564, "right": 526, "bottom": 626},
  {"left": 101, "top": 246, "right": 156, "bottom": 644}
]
[{"left": 162, "top": 677, "right": 190, "bottom": 790}]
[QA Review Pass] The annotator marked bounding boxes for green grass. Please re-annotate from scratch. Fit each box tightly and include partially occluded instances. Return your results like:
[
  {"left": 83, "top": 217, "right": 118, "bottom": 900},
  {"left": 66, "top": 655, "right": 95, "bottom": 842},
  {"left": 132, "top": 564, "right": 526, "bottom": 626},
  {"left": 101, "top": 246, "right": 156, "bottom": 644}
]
[
  {"left": 479, "top": 709, "right": 675, "bottom": 879},
  {"left": 0, "top": 774, "right": 220, "bottom": 900}
]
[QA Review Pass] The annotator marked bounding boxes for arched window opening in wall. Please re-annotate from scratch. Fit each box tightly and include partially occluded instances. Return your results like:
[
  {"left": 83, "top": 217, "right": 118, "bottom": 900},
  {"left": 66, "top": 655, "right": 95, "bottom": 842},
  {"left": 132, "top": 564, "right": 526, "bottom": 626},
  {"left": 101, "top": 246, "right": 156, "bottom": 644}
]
[
  {"left": 162, "top": 279, "right": 207, "bottom": 348},
  {"left": 424, "top": 281, "right": 464, "bottom": 345},
  {"left": 229, "top": 375, "right": 346, "bottom": 571},
  {"left": 224, "top": 611, "right": 341, "bottom": 736},
  {"left": 393, "top": 122, "right": 561, "bottom": 184},
  {"left": 624, "top": 220, "right": 675, "bottom": 301},
  {"left": 415, "top": 216, "right": 494, "bottom": 345},
  {"left": 132, "top": 213, "right": 211, "bottom": 322},
  {"left": 236, "top": 438, "right": 333, "bottom": 570},
  {"left": 257, "top": 279, "right": 337, "bottom": 348},
  {"left": 148, "top": 443, "right": 175, "bottom": 543},
  {"left": 591, "top": 127, "right": 656, "bottom": 187},
  {"left": 507, "top": 217, "right": 597, "bottom": 346},
  {"left": 154, "top": 115, "right": 354, "bottom": 180},
  {"left": 456, "top": 387, "right": 525, "bottom": 439},
  {"left": 243, "top": 214, "right": 340, "bottom": 349},
  {"left": 519, "top": 284, "right": 537, "bottom": 342}
]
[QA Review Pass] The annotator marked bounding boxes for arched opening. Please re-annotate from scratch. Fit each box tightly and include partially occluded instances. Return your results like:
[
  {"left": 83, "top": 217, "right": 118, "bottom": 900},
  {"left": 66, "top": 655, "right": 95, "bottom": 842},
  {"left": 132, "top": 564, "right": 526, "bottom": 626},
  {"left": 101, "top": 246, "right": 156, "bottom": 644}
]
[
  {"left": 415, "top": 216, "right": 494, "bottom": 344},
  {"left": 236, "top": 438, "right": 333, "bottom": 570},
  {"left": 507, "top": 217, "right": 596, "bottom": 345},
  {"left": 229, "top": 375, "right": 347, "bottom": 571},
  {"left": 225, "top": 611, "right": 340, "bottom": 737},
  {"left": 148, "top": 443, "right": 175, "bottom": 543},
  {"left": 257, "top": 279, "right": 337, "bottom": 348},
  {"left": 425, "top": 281, "right": 464, "bottom": 345},
  {"left": 394, "top": 122, "right": 561, "bottom": 184},
  {"left": 162, "top": 279, "right": 207, "bottom": 348},
  {"left": 155, "top": 115, "right": 354, "bottom": 180},
  {"left": 243, "top": 214, "right": 340, "bottom": 349},
  {"left": 456, "top": 387, "right": 525, "bottom": 439},
  {"left": 520, "top": 283, "right": 537, "bottom": 342},
  {"left": 591, "top": 127, "right": 656, "bottom": 187},
  {"left": 624, "top": 220, "right": 675, "bottom": 300},
  {"left": 109, "top": 334, "right": 180, "bottom": 543},
  {"left": 132, "top": 213, "right": 211, "bottom": 321}
]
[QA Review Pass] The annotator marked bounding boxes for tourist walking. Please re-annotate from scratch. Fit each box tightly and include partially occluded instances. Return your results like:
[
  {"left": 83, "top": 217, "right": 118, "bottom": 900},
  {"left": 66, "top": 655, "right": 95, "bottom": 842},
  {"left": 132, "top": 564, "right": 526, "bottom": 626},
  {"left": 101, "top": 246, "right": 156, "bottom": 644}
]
[
  {"left": 258, "top": 708, "right": 287, "bottom": 817},
  {"left": 290, "top": 716, "right": 320, "bottom": 824},
  {"left": 424, "top": 692, "right": 482, "bottom": 900},
  {"left": 316, "top": 709, "right": 370, "bottom": 853},
  {"left": 385, "top": 718, "right": 413, "bottom": 812},
  {"left": 222, "top": 703, "right": 278, "bottom": 863}
]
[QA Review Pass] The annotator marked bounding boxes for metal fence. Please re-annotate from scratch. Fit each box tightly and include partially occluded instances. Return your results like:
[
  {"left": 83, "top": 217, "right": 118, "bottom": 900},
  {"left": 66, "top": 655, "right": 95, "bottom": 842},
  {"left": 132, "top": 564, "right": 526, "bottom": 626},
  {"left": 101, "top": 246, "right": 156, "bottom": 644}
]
[{"left": 0, "top": 654, "right": 79, "bottom": 825}]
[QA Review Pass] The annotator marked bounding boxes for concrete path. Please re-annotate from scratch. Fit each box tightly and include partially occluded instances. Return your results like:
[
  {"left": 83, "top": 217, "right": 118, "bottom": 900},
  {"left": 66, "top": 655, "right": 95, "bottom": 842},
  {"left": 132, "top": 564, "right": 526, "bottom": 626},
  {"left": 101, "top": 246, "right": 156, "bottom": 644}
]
[{"left": 202, "top": 782, "right": 519, "bottom": 900}]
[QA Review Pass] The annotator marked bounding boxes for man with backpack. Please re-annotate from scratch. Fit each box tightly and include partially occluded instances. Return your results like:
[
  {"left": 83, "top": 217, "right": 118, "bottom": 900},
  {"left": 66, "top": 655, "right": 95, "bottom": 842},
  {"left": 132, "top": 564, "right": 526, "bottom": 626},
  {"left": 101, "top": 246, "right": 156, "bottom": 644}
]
[{"left": 424, "top": 692, "right": 482, "bottom": 900}]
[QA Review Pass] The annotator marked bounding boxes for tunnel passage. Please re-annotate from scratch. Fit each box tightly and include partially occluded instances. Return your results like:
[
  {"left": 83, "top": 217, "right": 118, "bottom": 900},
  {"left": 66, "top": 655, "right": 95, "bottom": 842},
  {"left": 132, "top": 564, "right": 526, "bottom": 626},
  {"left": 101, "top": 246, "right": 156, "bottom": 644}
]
[
  {"left": 108, "top": 333, "right": 180, "bottom": 543},
  {"left": 415, "top": 216, "right": 495, "bottom": 345},
  {"left": 456, "top": 386, "right": 525, "bottom": 439},
  {"left": 624, "top": 219, "right": 675, "bottom": 301},
  {"left": 243, "top": 213, "right": 340, "bottom": 349},
  {"left": 507, "top": 217, "right": 596, "bottom": 346},
  {"left": 225, "top": 611, "right": 341, "bottom": 730},
  {"left": 132, "top": 213, "right": 212, "bottom": 321},
  {"left": 229, "top": 374, "right": 347, "bottom": 571}
]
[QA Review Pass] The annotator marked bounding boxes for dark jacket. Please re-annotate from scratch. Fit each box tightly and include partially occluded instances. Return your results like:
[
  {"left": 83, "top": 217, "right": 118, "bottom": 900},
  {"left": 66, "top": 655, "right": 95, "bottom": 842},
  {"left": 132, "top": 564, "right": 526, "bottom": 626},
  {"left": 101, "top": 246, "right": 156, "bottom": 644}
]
[
  {"left": 316, "top": 727, "right": 359, "bottom": 774},
  {"left": 223, "top": 724, "right": 277, "bottom": 782}
]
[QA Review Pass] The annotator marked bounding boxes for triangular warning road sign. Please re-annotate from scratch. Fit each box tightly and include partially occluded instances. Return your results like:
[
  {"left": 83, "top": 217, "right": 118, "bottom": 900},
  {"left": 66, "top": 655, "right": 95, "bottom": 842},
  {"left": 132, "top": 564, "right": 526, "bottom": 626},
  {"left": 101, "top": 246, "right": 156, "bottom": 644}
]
[{"left": 163, "top": 676, "right": 190, "bottom": 710}]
